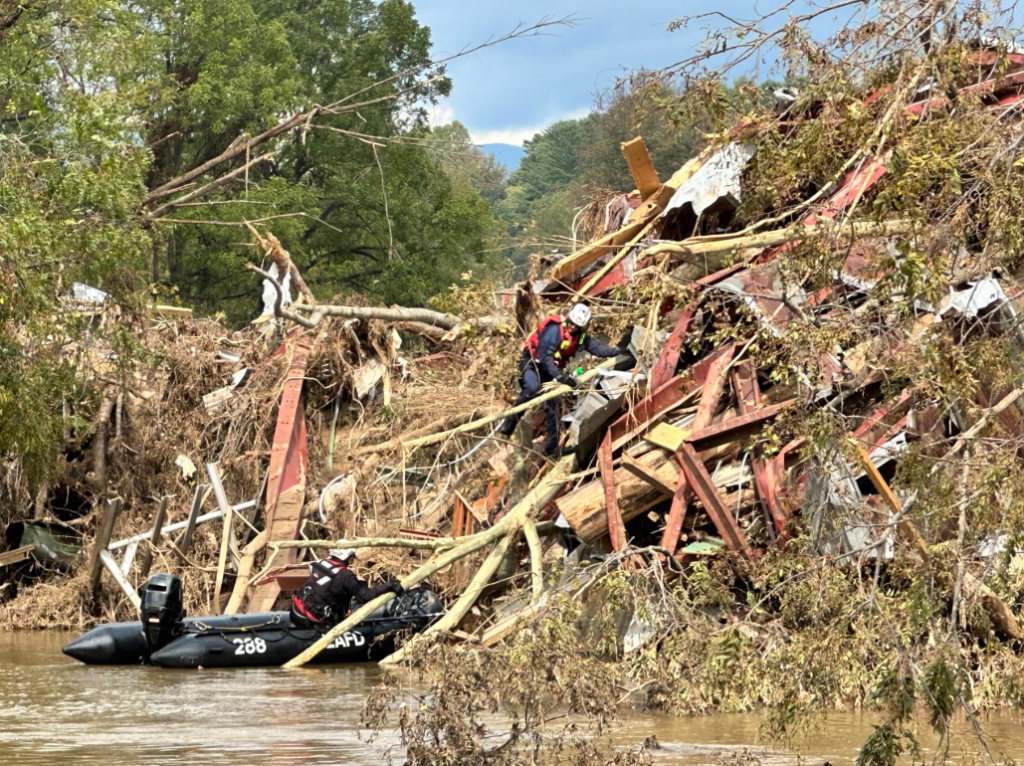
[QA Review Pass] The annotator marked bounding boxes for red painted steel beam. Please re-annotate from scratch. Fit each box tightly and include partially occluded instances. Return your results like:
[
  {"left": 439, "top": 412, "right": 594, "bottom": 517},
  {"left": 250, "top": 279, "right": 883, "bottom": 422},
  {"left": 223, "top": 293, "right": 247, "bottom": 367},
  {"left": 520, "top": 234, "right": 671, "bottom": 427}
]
[
  {"left": 659, "top": 457, "right": 690, "bottom": 556},
  {"left": 678, "top": 443, "right": 751, "bottom": 559},
  {"left": 649, "top": 309, "right": 695, "bottom": 393},
  {"left": 687, "top": 400, "right": 795, "bottom": 452},
  {"left": 852, "top": 389, "right": 912, "bottom": 440},
  {"left": 598, "top": 431, "right": 627, "bottom": 551},
  {"left": 607, "top": 375, "right": 690, "bottom": 451},
  {"left": 694, "top": 345, "right": 735, "bottom": 426},
  {"left": 731, "top": 361, "right": 788, "bottom": 540}
]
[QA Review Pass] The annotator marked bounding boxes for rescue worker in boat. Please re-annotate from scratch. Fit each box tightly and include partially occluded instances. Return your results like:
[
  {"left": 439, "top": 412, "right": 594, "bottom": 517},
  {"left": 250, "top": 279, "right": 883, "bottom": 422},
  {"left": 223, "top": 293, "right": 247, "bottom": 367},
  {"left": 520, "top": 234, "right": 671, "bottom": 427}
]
[
  {"left": 290, "top": 548, "right": 404, "bottom": 629},
  {"left": 496, "top": 302, "right": 624, "bottom": 456}
]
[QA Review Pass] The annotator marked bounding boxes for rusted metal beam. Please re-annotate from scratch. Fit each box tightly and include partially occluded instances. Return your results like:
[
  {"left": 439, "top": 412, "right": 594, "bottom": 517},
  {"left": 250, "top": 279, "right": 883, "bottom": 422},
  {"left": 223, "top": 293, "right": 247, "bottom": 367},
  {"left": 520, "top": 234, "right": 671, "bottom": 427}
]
[
  {"left": 731, "top": 361, "right": 788, "bottom": 540},
  {"left": 607, "top": 375, "right": 693, "bottom": 451},
  {"left": 677, "top": 443, "right": 751, "bottom": 559},
  {"left": 694, "top": 345, "right": 735, "bottom": 426},
  {"left": 659, "top": 457, "right": 690, "bottom": 556},
  {"left": 453, "top": 493, "right": 467, "bottom": 539},
  {"left": 853, "top": 389, "right": 912, "bottom": 440},
  {"left": 648, "top": 309, "right": 694, "bottom": 393},
  {"left": 599, "top": 432, "right": 627, "bottom": 551},
  {"left": 687, "top": 400, "right": 794, "bottom": 452}
]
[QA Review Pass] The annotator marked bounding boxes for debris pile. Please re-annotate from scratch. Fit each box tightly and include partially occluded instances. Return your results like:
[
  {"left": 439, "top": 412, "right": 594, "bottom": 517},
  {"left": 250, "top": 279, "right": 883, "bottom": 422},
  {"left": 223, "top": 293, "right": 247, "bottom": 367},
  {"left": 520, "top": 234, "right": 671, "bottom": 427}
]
[{"left": 5, "top": 47, "right": 1024, "bottom": 709}]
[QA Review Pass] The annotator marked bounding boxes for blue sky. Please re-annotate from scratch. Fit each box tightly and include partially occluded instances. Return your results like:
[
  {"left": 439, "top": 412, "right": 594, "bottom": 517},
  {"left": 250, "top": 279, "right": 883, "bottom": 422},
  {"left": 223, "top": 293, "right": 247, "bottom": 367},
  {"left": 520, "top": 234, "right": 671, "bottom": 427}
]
[{"left": 413, "top": 1, "right": 738, "bottom": 146}]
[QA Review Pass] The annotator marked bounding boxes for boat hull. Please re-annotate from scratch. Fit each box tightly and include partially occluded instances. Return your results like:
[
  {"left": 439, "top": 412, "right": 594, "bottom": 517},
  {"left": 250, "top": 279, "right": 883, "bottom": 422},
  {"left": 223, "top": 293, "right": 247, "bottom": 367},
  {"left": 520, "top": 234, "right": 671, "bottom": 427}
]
[{"left": 63, "top": 588, "right": 443, "bottom": 668}]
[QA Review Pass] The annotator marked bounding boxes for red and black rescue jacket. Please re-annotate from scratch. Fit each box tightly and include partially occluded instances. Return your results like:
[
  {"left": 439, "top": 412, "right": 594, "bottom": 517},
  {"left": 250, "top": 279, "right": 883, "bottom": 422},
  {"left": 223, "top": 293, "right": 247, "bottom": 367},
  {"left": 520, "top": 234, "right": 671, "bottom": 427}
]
[{"left": 523, "top": 316, "right": 619, "bottom": 379}]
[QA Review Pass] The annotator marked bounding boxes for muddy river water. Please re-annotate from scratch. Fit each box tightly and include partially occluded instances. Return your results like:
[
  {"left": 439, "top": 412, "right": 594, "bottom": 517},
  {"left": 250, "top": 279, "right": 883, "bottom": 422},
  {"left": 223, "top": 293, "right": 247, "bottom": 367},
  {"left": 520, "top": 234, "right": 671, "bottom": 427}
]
[{"left": 4, "top": 631, "right": 1024, "bottom": 765}]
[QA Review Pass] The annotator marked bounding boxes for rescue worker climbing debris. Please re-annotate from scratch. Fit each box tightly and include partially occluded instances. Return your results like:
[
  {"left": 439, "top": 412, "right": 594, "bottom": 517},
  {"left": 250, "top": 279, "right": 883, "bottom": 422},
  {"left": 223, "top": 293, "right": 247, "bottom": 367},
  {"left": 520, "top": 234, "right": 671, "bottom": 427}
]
[
  {"left": 497, "top": 303, "right": 625, "bottom": 456},
  {"left": 290, "top": 548, "right": 404, "bottom": 628}
]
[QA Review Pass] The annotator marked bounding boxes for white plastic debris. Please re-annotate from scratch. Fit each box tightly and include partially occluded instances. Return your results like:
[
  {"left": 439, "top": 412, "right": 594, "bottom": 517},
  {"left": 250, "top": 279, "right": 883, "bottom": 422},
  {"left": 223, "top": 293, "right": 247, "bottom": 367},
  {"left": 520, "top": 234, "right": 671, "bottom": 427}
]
[{"left": 260, "top": 262, "right": 293, "bottom": 316}]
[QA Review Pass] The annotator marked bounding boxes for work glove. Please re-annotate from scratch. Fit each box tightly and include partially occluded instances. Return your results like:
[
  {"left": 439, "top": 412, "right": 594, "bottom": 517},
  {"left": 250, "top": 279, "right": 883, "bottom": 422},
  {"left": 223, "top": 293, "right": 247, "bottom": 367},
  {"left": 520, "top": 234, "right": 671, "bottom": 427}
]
[
  {"left": 557, "top": 374, "right": 578, "bottom": 389},
  {"left": 386, "top": 581, "right": 405, "bottom": 597}
]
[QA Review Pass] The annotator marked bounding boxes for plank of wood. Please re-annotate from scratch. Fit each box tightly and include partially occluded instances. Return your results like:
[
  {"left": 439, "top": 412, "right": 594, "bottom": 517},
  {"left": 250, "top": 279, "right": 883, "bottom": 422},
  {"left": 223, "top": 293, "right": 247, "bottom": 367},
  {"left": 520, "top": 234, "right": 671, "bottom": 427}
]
[
  {"left": 0, "top": 545, "right": 35, "bottom": 568},
  {"left": 645, "top": 422, "right": 688, "bottom": 452},
  {"left": 207, "top": 462, "right": 234, "bottom": 614},
  {"left": 89, "top": 498, "right": 122, "bottom": 596},
  {"left": 99, "top": 549, "right": 141, "bottom": 610},
  {"left": 853, "top": 443, "right": 929, "bottom": 561},
  {"left": 137, "top": 495, "right": 170, "bottom": 580},
  {"left": 621, "top": 136, "right": 661, "bottom": 199},
  {"left": 120, "top": 541, "right": 138, "bottom": 576},
  {"left": 154, "top": 304, "right": 193, "bottom": 318},
  {"left": 622, "top": 453, "right": 676, "bottom": 496},
  {"left": 176, "top": 484, "right": 210, "bottom": 560}
]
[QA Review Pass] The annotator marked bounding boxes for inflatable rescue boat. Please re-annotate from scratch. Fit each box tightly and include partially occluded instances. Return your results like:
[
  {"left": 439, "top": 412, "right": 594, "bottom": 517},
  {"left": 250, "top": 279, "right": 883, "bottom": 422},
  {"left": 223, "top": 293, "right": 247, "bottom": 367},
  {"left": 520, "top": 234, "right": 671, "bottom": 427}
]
[{"left": 62, "top": 573, "right": 443, "bottom": 668}]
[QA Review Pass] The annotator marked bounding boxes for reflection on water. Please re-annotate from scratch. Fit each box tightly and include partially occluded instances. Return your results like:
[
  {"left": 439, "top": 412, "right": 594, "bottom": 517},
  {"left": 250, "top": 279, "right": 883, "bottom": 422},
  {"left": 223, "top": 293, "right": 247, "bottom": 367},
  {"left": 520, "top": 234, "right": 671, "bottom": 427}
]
[{"left": 4, "top": 631, "right": 1024, "bottom": 765}]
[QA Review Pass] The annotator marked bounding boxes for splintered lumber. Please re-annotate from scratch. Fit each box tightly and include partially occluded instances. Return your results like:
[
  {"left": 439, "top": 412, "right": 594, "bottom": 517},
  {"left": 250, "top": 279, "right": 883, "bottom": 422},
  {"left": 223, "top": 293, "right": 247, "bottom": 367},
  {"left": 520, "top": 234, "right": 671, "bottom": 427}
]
[
  {"left": 677, "top": 443, "right": 751, "bottom": 559},
  {"left": 175, "top": 484, "right": 210, "bottom": 560},
  {"left": 600, "top": 432, "right": 627, "bottom": 551},
  {"left": 648, "top": 310, "right": 694, "bottom": 393},
  {"left": 248, "top": 333, "right": 312, "bottom": 613},
  {"left": 285, "top": 457, "right": 576, "bottom": 669},
  {"left": 89, "top": 498, "right": 122, "bottom": 596},
  {"left": 137, "top": 495, "right": 170, "bottom": 580},
  {"left": 272, "top": 536, "right": 457, "bottom": 551},
  {"left": 549, "top": 148, "right": 711, "bottom": 284},
  {"left": 0, "top": 546, "right": 34, "bottom": 568},
  {"left": 621, "top": 136, "right": 661, "bottom": 199}
]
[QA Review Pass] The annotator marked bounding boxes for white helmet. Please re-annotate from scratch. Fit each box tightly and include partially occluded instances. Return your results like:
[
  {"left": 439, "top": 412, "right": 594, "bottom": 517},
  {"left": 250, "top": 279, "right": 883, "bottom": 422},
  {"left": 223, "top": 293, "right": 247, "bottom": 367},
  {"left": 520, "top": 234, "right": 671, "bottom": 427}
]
[
  {"left": 330, "top": 548, "right": 356, "bottom": 562},
  {"left": 566, "top": 303, "right": 592, "bottom": 330}
]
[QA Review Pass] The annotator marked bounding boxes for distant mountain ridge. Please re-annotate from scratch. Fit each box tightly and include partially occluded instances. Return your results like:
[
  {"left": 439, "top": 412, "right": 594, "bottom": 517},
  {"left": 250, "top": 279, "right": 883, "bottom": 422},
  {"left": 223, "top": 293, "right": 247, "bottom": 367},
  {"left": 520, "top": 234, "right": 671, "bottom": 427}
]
[{"left": 480, "top": 143, "right": 525, "bottom": 172}]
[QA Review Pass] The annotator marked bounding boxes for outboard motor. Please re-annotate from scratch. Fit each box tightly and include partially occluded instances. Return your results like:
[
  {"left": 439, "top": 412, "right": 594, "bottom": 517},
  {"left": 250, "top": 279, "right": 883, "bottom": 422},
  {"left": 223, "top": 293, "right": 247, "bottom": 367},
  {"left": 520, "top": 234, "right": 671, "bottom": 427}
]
[{"left": 139, "top": 573, "right": 185, "bottom": 653}]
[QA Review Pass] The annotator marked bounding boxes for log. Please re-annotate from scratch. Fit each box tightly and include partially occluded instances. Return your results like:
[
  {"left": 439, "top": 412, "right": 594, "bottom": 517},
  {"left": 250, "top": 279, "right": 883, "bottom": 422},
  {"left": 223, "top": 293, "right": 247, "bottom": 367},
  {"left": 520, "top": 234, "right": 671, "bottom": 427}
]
[
  {"left": 225, "top": 530, "right": 269, "bottom": 615},
  {"left": 558, "top": 449, "right": 751, "bottom": 544},
  {"left": 522, "top": 519, "right": 544, "bottom": 601},
  {"left": 645, "top": 219, "right": 912, "bottom": 261},
  {"left": 558, "top": 449, "right": 676, "bottom": 544},
  {"left": 271, "top": 537, "right": 457, "bottom": 551},
  {"left": 284, "top": 457, "right": 576, "bottom": 669}
]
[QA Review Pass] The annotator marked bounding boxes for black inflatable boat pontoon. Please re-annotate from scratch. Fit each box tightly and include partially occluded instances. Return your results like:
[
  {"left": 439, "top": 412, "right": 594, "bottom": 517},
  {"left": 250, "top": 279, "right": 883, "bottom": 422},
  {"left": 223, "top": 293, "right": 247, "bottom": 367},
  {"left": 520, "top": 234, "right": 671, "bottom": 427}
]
[{"left": 63, "top": 573, "right": 443, "bottom": 668}]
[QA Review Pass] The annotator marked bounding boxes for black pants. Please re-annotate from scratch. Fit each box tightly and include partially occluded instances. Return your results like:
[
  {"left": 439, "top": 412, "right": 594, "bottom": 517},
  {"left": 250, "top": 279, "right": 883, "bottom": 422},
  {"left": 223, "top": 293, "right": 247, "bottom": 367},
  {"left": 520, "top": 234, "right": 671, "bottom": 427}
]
[{"left": 500, "top": 357, "right": 562, "bottom": 453}]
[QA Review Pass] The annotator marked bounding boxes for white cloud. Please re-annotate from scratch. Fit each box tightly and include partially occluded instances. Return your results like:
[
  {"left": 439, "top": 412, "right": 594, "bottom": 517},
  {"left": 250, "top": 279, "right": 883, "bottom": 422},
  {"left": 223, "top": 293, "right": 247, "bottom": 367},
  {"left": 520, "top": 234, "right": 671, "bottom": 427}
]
[{"left": 427, "top": 101, "right": 456, "bottom": 127}]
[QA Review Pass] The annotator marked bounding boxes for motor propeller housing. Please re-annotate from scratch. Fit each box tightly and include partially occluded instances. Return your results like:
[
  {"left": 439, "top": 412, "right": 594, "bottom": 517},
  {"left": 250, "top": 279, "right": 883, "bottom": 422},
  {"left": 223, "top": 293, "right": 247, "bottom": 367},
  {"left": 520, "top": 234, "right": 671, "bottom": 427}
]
[{"left": 139, "top": 573, "right": 185, "bottom": 653}]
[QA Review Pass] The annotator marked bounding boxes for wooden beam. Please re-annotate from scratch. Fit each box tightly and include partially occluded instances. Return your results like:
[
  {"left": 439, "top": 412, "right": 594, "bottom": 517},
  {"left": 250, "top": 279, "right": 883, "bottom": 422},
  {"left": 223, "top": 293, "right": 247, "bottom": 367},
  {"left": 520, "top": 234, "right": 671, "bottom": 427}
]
[
  {"left": 645, "top": 422, "right": 688, "bottom": 452},
  {"left": 622, "top": 453, "right": 676, "bottom": 495},
  {"left": 89, "top": 498, "right": 121, "bottom": 596},
  {"left": 853, "top": 443, "right": 929, "bottom": 561},
  {"left": 599, "top": 432, "right": 627, "bottom": 551},
  {"left": 621, "top": 136, "right": 661, "bottom": 199},
  {"left": 120, "top": 541, "right": 138, "bottom": 576},
  {"left": 99, "top": 549, "right": 142, "bottom": 611},
  {"left": 177, "top": 484, "right": 210, "bottom": 561},
  {"left": 137, "top": 495, "right": 170, "bottom": 580},
  {"left": 207, "top": 462, "right": 234, "bottom": 614},
  {"left": 0, "top": 545, "right": 35, "bottom": 568}
]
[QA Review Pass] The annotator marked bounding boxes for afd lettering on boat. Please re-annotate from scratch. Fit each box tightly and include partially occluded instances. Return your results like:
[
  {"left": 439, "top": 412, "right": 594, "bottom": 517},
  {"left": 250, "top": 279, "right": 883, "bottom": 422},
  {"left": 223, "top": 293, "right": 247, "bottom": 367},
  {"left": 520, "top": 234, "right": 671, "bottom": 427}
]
[
  {"left": 232, "top": 637, "right": 267, "bottom": 655},
  {"left": 327, "top": 631, "right": 366, "bottom": 649}
]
